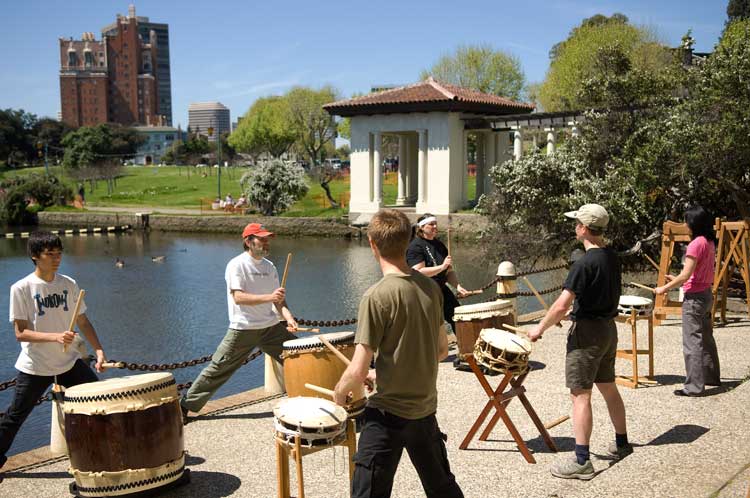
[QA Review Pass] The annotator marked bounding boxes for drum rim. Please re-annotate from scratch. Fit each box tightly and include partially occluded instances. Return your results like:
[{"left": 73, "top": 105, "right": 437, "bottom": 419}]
[
  {"left": 282, "top": 331, "right": 355, "bottom": 350},
  {"left": 63, "top": 377, "right": 177, "bottom": 403},
  {"left": 619, "top": 295, "right": 653, "bottom": 307},
  {"left": 273, "top": 397, "right": 348, "bottom": 428},
  {"left": 454, "top": 300, "right": 512, "bottom": 314},
  {"left": 478, "top": 328, "right": 531, "bottom": 353}
]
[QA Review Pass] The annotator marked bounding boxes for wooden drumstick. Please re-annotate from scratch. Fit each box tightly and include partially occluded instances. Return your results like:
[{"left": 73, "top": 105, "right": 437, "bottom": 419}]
[
  {"left": 295, "top": 327, "right": 321, "bottom": 333},
  {"left": 281, "top": 253, "right": 292, "bottom": 288},
  {"left": 100, "top": 361, "right": 126, "bottom": 369},
  {"left": 500, "top": 323, "right": 530, "bottom": 335},
  {"left": 522, "top": 277, "right": 562, "bottom": 328},
  {"left": 544, "top": 415, "right": 570, "bottom": 430},
  {"left": 629, "top": 281, "right": 656, "bottom": 293},
  {"left": 318, "top": 335, "right": 351, "bottom": 366},
  {"left": 63, "top": 289, "right": 85, "bottom": 352},
  {"left": 447, "top": 227, "right": 452, "bottom": 256},
  {"left": 305, "top": 383, "right": 353, "bottom": 403},
  {"left": 642, "top": 253, "right": 660, "bottom": 272}
]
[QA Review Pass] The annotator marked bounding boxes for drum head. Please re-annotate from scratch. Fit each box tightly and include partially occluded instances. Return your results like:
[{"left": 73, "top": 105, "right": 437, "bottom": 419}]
[
  {"left": 479, "top": 328, "right": 531, "bottom": 354},
  {"left": 283, "top": 331, "right": 355, "bottom": 350},
  {"left": 453, "top": 300, "right": 512, "bottom": 321},
  {"left": 63, "top": 372, "right": 178, "bottom": 415},
  {"left": 619, "top": 295, "right": 653, "bottom": 308},
  {"left": 274, "top": 396, "right": 347, "bottom": 430},
  {"left": 64, "top": 372, "right": 174, "bottom": 397}
]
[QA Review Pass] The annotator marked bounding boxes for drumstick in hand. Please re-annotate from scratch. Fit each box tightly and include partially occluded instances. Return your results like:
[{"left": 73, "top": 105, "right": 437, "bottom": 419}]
[
  {"left": 629, "top": 282, "right": 656, "bottom": 293},
  {"left": 63, "top": 289, "right": 85, "bottom": 352},
  {"left": 305, "top": 383, "right": 352, "bottom": 403},
  {"left": 447, "top": 227, "right": 451, "bottom": 256},
  {"left": 319, "top": 335, "right": 351, "bottom": 366},
  {"left": 281, "top": 253, "right": 292, "bottom": 288},
  {"left": 295, "top": 327, "right": 321, "bottom": 333},
  {"left": 522, "top": 277, "right": 562, "bottom": 328}
]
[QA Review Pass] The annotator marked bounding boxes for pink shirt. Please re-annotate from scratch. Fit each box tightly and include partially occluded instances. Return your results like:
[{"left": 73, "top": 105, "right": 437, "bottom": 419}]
[{"left": 683, "top": 236, "right": 715, "bottom": 294}]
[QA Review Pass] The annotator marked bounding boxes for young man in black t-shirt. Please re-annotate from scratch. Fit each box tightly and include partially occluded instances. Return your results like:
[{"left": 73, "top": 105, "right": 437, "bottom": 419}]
[{"left": 528, "top": 204, "right": 631, "bottom": 480}]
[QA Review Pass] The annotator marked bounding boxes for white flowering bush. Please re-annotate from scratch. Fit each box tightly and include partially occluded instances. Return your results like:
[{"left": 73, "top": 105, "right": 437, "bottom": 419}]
[{"left": 240, "top": 159, "right": 309, "bottom": 216}]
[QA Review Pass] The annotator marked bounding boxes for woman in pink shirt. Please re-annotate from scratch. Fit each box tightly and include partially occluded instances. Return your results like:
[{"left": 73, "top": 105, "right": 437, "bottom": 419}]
[{"left": 655, "top": 206, "right": 721, "bottom": 396}]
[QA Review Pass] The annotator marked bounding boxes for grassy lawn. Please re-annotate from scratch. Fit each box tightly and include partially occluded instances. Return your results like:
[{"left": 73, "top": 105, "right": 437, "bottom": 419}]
[{"left": 1, "top": 166, "right": 476, "bottom": 217}]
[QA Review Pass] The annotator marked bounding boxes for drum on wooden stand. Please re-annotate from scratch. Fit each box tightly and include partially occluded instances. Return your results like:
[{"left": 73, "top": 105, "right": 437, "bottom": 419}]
[
  {"left": 64, "top": 372, "right": 187, "bottom": 497},
  {"left": 618, "top": 295, "right": 654, "bottom": 317},
  {"left": 473, "top": 328, "right": 532, "bottom": 376},
  {"left": 453, "top": 300, "right": 514, "bottom": 359},
  {"left": 281, "top": 332, "right": 365, "bottom": 417},
  {"left": 274, "top": 397, "right": 348, "bottom": 448}
]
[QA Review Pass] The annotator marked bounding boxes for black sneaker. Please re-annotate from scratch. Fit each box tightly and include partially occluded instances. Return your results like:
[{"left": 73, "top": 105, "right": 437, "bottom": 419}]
[
  {"left": 0, "top": 454, "right": 6, "bottom": 470},
  {"left": 180, "top": 405, "right": 191, "bottom": 425}
]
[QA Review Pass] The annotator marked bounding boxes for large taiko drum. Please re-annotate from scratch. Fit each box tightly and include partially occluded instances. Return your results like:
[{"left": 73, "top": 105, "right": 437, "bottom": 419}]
[
  {"left": 473, "top": 328, "right": 532, "bottom": 376},
  {"left": 453, "top": 300, "right": 514, "bottom": 359},
  {"left": 618, "top": 295, "right": 653, "bottom": 317},
  {"left": 64, "top": 373, "right": 185, "bottom": 497},
  {"left": 281, "top": 332, "right": 366, "bottom": 417},
  {"left": 274, "top": 396, "right": 348, "bottom": 448}
]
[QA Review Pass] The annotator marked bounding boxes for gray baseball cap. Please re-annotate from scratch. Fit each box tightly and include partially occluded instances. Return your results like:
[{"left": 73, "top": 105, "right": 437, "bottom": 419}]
[{"left": 564, "top": 204, "right": 609, "bottom": 229}]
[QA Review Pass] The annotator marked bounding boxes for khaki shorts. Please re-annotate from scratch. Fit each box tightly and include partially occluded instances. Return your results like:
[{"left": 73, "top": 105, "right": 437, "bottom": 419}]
[{"left": 565, "top": 319, "right": 617, "bottom": 390}]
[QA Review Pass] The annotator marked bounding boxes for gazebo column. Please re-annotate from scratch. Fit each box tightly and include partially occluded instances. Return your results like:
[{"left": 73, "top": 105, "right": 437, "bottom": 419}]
[
  {"left": 462, "top": 131, "right": 469, "bottom": 204},
  {"left": 475, "top": 133, "right": 486, "bottom": 202},
  {"left": 396, "top": 135, "right": 407, "bottom": 205},
  {"left": 513, "top": 127, "right": 523, "bottom": 161},
  {"left": 407, "top": 134, "right": 418, "bottom": 204},
  {"left": 416, "top": 129, "right": 428, "bottom": 210},
  {"left": 373, "top": 132, "right": 382, "bottom": 207},
  {"left": 546, "top": 128, "right": 556, "bottom": 155}
]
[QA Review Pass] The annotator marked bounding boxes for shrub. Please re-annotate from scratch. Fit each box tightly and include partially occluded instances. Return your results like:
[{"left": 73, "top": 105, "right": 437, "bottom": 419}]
[
  {"left": 240, "top": 160, "right": 309, "bottom": 216},
  {"left": 0, "top": 174, "right": 73, "bottom": 225}
]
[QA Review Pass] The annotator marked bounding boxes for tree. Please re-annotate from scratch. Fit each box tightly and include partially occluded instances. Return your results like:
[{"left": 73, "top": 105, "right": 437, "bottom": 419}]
[
  {"left": 0, "top": 174, "right": 72, "bottom": 225},
  {"left": 286, "top": 86, "right": 339, "bottom": 205},
  {"left": 33, "top": 118, "right": 72, "bottom": 164},
  {"left": 239, "top": 159, "right": 309, "bottom": 216},
  {"left": 420, "top": 44, "right": 525, "bottom": 100},
  {"left": 0, "top": 108, "right": 38, "bottom": 166},
  {"left": 229, "top": 96, "right": 297, "bottom": 158},
  {"left": 727, "top": 0, "right": 750, "bottom": 22},
  {"left": 548, "top": 13, "right": 629, "bottom": 61},
  {"left": 539, "top": 16, "right": 671, "bottom": 111}
]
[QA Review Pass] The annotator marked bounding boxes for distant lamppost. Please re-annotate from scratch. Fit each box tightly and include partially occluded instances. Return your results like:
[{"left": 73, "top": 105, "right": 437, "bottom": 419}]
[
  {"left": 37, "top": 141, "right": 49, "bottom": 175},
  {"left": 207, "top": 124, "right": 222, "bottom": 198}
]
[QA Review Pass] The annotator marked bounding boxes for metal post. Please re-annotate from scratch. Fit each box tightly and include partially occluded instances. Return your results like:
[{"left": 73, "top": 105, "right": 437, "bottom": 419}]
[
  {"left": 44, "top": 143, "right": 49, "bottom": 175},
  {"left": 217, "top": 133, "right": 222, "bottom": 199}
]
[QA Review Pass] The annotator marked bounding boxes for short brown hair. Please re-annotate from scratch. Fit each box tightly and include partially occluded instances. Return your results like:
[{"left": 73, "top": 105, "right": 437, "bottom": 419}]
[{"left": 368, "top": 209, "right": 411, "bottom": 258}]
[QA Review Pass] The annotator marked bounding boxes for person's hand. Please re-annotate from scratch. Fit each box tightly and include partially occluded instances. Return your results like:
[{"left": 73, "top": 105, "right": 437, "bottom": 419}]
[
  {"left": 527, "top": 327, "right": 543, "bottom": 342},
  {"left": 57, "top": 331, "right": 76, "bottom": 346},
  {"left": 456, "top": 285, "right": 470, "bottom": 298},
  {"left": 269, "top": 288, "right": 286, "bottom": 303},
  {"left": 654, "top": 285, "right": 668, "bottom": 295},
  {"left": 94, "top": 350, "right": 107, "bottom": 373},
  {"left": 664, "top": 274, "right": 675, "bottom": 282},
  {"left": 442, "top": 255, "right": 453, "bottom": 271},
  {"left": 333, "top": 387, "right": 351, "bottom": 407},
  {"left": 286, "top": 318, "right": 299, "bottom": 332},
  {"left": 365, "top": 369, "right": 376, "bottom": 392}
]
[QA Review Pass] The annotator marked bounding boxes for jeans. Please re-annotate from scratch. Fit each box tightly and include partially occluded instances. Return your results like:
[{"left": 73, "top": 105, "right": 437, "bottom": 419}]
[
  {"left": 0, "top": 359, "right": 98, "bottom": 462},
  {"left": 352, "top": 407, "right": 464, "bottom": 498}
]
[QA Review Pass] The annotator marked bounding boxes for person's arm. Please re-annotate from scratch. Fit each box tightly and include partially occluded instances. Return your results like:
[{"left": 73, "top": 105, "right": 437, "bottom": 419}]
[
  {"left": 445, "top": 269, "right": 469, "bottom": 297},
  {"left": 275, "top": 300, "right": 298, "bottom": 331},
  {"left": 76, "top": 313, "right": 107, "bottom": 372},
  {"left": 412, "top": 257, "right": 452, "bottom": 278},
  {"left": 231, "top": 287, "right": 285, "bottom": 306},
  {"left": 14, "top": 319, "right": 74, "bottom": 346},
  {"left": 655, "top": 257, "right": 697, "bottom": 295},
  {"left": 334, "top": 343, "right": 373, "bottom": 406},
  {"left": 437, "top": 324, "right": 449, "bottom": 361},
  {"left": 528, "top": 289, "right": 575, "bottom": 342}
]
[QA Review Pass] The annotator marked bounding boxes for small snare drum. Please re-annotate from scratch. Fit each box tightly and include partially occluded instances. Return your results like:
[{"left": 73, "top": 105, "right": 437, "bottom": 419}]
[
  {"left": 473, "top": 328, "right": 532, "bottom": 376},
  {"left": 281, "top": 332, "right": 366, "bottom": 417},
  {"left": 453, "top": 300, "right": 514, "bottom": 359},
  {"left": 64, "top": 372, "right": 185, "bottom": 497},
  {"left": 274, "top": 396, "right": 348, "bottom": 448},
  {"left": 618, "top": 295, "right": 654, "bottom": 317}
]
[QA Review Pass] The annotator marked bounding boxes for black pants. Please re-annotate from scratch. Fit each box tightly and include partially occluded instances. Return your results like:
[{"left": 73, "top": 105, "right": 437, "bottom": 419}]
[
  {"left": 352, "top": 407, "right": 464, "bottom": 498},
  {"left": 0, "top": 359, "right": 98, "bottom": 462},
  {"left": 441, "top": 284, "right": 460, "bottom": 333}
]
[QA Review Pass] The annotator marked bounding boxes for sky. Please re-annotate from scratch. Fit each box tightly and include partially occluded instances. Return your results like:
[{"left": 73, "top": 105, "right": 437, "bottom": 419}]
[{"left": 0, "top": 1, "right": 728, "bottom": 130}]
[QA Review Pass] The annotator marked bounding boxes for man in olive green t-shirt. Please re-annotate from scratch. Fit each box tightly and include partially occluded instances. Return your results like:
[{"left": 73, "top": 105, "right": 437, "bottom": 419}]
[{"left": 335, "top": 209, "right": 464, "bottom": 498}]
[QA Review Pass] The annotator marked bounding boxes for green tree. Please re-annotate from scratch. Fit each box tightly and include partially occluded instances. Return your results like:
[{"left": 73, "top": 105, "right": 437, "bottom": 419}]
[
  {"left": 0, "top": 109, "right": 38, "bottom": 166},
  {"left": 540, "top": 17, "right": 671, "bottom": 111},
  {"left": 33, "top": 118, "right": 72, "bottom": 164},
  {"left": 0, "top": 174, "right": 72, "bottom": 225},
  {"left": 229, "top": 96, "right": 297, "bottom": 158},
  {"left": 420, "top": 44, "right": 525, "bottom": 100},
  {"left": 240, "top": 158, "right": 309, "bottom": 216},
  {"left": 727, "top": 0, "right": 750, "bottom": 22}
]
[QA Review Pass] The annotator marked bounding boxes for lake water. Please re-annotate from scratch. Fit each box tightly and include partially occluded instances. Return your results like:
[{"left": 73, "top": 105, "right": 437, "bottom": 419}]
[{"left": 0, "top": 230, "right": 567, "bottom": 456}]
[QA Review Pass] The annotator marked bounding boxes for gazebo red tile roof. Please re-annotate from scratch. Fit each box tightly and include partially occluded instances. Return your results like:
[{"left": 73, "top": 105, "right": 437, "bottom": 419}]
[{"left": 324, "top": 77, "right": 534, "bottom": 117}]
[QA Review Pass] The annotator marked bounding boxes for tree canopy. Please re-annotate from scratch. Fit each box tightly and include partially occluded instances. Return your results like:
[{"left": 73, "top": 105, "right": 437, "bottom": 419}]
[
  {"left": 420, "top": 44, "right": 525, "bottom": 100},
  {"left": 228, "top": 96, "right": 297, "bottom": 158},
  {"left": 285, "top": 86, "right": 338, "bottom": 166}
]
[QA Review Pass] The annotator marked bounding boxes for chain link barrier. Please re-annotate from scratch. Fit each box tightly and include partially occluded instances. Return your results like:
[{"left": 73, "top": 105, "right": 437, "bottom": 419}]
[{"left": 295, "top": 317, "right": 357, "bottom": 327}]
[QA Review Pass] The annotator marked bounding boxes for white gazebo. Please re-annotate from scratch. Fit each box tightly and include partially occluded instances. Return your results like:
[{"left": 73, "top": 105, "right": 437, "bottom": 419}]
[{"left": 324, "top": 78, "right": 534, "bottom": 221}]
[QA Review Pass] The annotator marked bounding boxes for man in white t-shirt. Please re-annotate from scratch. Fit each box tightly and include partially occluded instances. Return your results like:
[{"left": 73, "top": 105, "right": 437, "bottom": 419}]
[
  {"left": 180, "top": 223, "right": 299, "bottom": 420},
  {"left": 1, "top": 231, "right": 107, "bottom": 471}
]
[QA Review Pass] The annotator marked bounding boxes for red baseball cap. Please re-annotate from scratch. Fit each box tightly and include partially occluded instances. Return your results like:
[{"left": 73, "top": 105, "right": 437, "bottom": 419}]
[{"left": 242, "top": 223, "right": 274, "bottom": 238}]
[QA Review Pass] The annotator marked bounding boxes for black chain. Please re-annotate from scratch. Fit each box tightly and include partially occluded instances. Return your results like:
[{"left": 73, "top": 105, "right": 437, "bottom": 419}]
[
  {"left": 517, "top": 262, "right": 569, "bottom": 277},
  {"left": 295, "top": 317, "right": 357, "bottom": 327},
  {"left": 0, "top": 378, "right": 16, "bottom": 393}
]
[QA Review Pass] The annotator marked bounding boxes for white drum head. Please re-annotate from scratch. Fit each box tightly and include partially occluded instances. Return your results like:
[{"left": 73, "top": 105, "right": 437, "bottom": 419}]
[
  {"left": 619, "top": 295, "right": 653, "bottom": 308},
  {"left": 283, "top": 331, "right": 355, "bottom": 350},
  {"left": 274, "top": 396, "right": 347, "bottom": 430},
  {"left": 64, "top": 372, "right": 174, "bottom": 397},
  {"left": 453, "top": 300, "right": 512, "bottom": 321},
  {"left": 63, "top": 372, "right": 177, "bottom": 415},
  {"left": 479, "top": 328, "right": 531, "bottom": 353}
]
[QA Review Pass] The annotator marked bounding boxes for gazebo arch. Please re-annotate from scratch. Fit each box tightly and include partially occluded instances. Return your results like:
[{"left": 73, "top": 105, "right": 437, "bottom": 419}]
[{"left": 324, "top": 78, "right": 533, "bottom": 221}]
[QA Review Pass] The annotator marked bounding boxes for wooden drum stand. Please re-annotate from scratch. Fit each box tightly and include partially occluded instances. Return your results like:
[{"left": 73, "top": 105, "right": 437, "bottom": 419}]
[{"left": 615, "top": 307, "right": 655, "bottom": 389}]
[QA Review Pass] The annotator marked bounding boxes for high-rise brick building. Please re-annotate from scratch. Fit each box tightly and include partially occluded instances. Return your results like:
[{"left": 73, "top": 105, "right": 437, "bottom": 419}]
[{"left": 59, "top": 5, "right": 169, "bottom": 128}]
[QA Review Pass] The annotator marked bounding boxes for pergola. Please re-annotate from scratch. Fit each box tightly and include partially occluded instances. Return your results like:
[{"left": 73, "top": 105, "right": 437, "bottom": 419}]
[{"left": 324, "top": 78, "right": 538, "bottom": 220}]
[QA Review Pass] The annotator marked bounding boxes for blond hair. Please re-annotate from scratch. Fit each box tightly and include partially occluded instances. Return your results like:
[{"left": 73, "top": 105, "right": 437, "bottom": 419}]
[{"left": 368, "top": 209, "right": 411, "bottom": 259}]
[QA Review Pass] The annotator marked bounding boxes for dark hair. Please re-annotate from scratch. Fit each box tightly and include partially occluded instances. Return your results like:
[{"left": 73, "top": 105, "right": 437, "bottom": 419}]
[
  {"left": 414, "top": 212, "right": 436, "bottom": 239},
  {"left": 242, "top": 234, "right": 257, "bottom": 251},
  {"left": 28, "top": 231, "right": 63, "bottom": 265},
  {"left": 684, "top": 205, "right": 715, "bottom": 241}
]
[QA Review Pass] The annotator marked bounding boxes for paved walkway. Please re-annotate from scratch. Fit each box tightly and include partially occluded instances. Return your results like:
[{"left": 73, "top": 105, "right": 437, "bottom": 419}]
[{"left": 2, "top": 313, "right": 750, "bottom": 497}]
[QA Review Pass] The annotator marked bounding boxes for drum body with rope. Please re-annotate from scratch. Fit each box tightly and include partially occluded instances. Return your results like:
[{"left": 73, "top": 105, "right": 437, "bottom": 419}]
[
  {"left": 274, "top": 396, "right": 349, "bottom": 448},
  {"left": 453, "top": 300, "right": 514, "bottom": 360},
  {"left": 618, "top": 295, "right": 654, "bottom": 317},
  {"left": 63, "top": 373, "right": 186, "bottom": 497},
  {"left": 281, "top": 332, "right": 365, "bottom": 417},
  {"left": 474, "top": 328, "right": 532, "bottom": 376}
]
